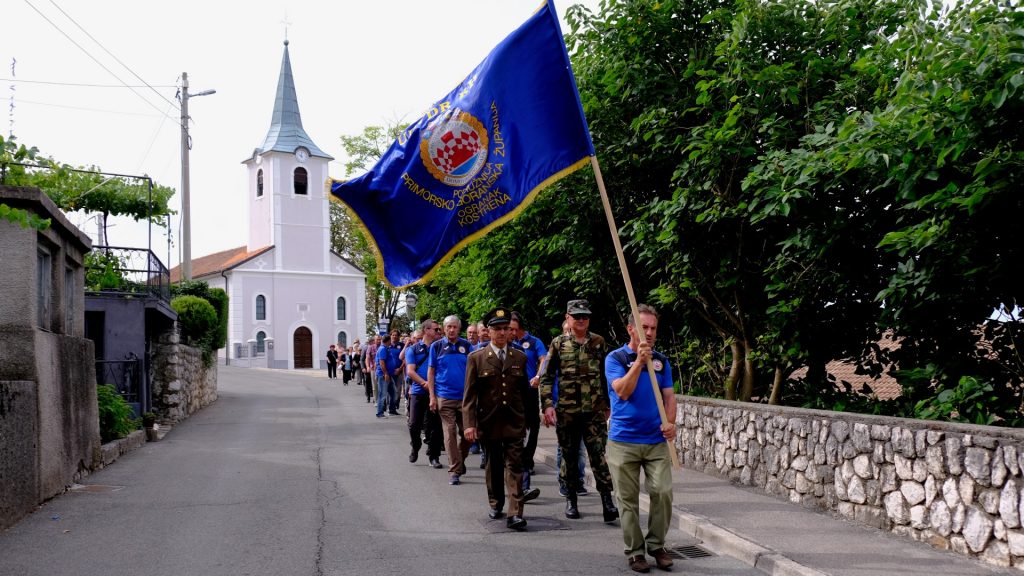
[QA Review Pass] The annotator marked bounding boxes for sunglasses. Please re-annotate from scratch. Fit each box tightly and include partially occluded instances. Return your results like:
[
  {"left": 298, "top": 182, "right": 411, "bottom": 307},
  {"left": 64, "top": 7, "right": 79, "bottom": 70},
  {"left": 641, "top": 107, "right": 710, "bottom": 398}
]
[{"left": 570, "top": 314, "right": 590, "bottom": 320}]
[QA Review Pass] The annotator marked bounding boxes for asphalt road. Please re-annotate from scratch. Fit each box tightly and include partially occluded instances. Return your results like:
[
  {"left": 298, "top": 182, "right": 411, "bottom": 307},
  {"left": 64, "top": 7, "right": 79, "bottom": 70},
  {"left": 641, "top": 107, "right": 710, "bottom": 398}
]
[{"left": 0, "top": 366, "right": 760, "bottom": 576}]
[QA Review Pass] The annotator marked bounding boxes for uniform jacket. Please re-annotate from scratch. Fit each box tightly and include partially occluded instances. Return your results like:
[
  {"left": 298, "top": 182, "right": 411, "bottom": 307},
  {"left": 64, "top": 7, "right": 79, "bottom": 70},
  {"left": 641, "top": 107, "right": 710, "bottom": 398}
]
[
  {"left": 463, "top": 346, "right": 530, "bottom": 440},
  {"left": 539, "top": 332, "right": 610, "bottom": 414}
]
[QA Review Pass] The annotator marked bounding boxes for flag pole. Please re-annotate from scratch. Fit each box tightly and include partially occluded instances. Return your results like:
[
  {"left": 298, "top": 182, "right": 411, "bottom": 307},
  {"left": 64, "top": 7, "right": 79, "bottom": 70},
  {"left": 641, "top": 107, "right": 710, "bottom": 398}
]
[{"left": 591, "top": 155, "right": 681, "bottom": 469}]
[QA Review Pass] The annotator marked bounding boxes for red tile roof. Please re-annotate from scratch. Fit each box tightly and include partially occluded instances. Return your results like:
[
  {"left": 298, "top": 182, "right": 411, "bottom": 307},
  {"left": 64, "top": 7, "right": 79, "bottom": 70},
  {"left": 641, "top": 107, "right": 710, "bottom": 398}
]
[{"left": 169, "top": 245, "right": 273, "bottom": 283}]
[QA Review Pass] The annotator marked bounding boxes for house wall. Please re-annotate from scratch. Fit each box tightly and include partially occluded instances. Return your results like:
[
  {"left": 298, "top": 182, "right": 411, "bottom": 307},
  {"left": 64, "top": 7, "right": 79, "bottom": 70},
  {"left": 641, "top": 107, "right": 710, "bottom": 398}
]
[
  {"left": 677, "top": 397, "right": 1024, "bottom": 569},
  {"left": 0, "top": 186, "right": 98, "bottom": 532}
]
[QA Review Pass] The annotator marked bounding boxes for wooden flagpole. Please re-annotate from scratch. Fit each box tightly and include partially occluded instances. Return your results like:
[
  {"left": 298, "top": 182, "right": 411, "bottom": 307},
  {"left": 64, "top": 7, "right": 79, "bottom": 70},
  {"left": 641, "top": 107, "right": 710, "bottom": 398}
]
[{"left": 591, "top": 156, "right": 680, "bottom": 469}]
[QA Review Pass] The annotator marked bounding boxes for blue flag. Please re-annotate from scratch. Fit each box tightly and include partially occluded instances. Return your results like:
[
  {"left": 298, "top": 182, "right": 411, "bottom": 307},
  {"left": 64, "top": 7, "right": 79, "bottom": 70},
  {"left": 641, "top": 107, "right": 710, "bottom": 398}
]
[{"left": 329, "top": 1, "right": 594, "bottom": 288}]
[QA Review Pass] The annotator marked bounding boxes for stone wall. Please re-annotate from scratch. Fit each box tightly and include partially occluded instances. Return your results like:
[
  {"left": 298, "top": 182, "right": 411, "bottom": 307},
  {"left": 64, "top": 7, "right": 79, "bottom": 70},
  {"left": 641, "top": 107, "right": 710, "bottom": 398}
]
[
  {"left": 677, "top": 397, "right": 1024, "bottom": 570},
  {"left": 150, "top": 329, "right": 217, "bottom": 424}
]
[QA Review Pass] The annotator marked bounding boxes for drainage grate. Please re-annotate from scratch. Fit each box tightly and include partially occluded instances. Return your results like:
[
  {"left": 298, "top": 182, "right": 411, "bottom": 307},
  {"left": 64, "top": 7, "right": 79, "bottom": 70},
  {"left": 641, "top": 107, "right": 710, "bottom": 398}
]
[{"left": 666, "top": 544, "right": 714, "bottom": 559}]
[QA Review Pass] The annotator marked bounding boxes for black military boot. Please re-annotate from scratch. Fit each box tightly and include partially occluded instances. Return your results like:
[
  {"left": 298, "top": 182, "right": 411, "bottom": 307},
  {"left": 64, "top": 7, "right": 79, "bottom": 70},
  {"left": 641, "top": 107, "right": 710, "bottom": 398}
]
[
  {"left": 600, "top": 491, "right": 619, "bottom": 523},
  {"left": 565, "top": 492, "right": 581, "bottom": 519}
]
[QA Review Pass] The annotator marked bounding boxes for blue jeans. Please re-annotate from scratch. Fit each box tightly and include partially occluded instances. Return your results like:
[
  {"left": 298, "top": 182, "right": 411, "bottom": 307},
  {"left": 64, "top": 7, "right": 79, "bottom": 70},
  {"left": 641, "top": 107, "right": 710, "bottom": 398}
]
[{"left": 376, "top": 376, "right": 397, "bottom": 415}]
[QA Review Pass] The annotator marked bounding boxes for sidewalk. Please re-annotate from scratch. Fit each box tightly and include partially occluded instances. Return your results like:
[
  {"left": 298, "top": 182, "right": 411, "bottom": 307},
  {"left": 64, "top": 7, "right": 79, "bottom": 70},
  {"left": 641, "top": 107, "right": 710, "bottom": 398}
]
[{"left": 532, "top": 425, "right": 1014, "bottom": 576}]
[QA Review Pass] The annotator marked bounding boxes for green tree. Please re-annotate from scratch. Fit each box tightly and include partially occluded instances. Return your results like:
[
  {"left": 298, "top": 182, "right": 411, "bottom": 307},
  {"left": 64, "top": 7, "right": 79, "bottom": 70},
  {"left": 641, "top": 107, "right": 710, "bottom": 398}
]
[
  {"left": 1, "top": 134, "right": 175, "bottom": 243},
  {"left": 1, "top": 134, "right": 51, "bottom": 230},
  {"left": 568, "top": 0, "right": 1023, "bottom": 419},
  {"left": 332, "top": 123, "right": 409, "bottom": 335}
]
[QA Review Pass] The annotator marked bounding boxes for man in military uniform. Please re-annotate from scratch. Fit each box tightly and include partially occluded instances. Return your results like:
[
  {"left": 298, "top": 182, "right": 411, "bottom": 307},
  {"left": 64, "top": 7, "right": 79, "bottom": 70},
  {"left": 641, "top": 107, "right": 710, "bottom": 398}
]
[
  {"left": 509, "top": 311, "right": 545, "bottom": 501},
  {"left": 540, "top": 299, "right": 619, "bottom": 523},
  {"left": 463, "top": 307, "right": 531, "bottom": 531}
]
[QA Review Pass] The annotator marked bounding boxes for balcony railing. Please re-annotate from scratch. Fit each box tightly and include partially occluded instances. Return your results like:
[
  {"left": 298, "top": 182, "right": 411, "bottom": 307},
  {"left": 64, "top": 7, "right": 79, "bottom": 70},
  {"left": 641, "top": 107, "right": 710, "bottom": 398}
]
[{"left": 85, "top": 246, "right": 170, "bottom": 302}]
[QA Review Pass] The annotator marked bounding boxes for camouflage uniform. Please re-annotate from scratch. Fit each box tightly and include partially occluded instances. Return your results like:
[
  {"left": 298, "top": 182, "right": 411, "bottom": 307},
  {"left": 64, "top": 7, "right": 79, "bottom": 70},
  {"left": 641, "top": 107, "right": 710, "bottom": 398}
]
[{"left": 540, "top": 331, "right": 614, "bottom": 495}]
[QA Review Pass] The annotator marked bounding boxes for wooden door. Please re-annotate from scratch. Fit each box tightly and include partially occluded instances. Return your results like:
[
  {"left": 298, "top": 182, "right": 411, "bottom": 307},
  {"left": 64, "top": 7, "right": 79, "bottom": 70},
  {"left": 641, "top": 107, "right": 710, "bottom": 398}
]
[{"left": 293, "top": 327, "right": 313, "bottom": 368}]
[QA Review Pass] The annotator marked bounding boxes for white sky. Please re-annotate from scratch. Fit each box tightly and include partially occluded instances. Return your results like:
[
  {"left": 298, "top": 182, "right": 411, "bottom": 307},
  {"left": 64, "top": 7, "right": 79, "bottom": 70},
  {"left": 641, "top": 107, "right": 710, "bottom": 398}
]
[{"left": 1, "top": 0, "right": 599, "bottom": 268}]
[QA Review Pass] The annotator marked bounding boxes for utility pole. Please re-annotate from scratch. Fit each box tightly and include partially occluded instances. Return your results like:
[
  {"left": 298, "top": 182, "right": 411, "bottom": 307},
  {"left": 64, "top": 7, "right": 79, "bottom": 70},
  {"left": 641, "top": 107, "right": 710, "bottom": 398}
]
[{"left": 179, "top": 72, "right": 215, "bottom": 281}]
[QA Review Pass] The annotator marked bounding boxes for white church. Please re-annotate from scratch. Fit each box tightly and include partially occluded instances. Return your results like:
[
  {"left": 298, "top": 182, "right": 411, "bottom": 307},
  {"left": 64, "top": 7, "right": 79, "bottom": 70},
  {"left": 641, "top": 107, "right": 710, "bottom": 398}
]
[{"left": 172, "top": 40, "right": 367, "bottom": 370}]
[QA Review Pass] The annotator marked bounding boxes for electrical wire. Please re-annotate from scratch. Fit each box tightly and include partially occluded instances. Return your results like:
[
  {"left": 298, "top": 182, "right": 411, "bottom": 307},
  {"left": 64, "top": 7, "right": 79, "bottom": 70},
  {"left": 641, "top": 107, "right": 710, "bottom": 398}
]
[
  {"left": 47, "top": 0, "right": 181, "bottom": 112},
  {"left": 15, "top": 97, "right": 163, "bottom": 117},
  {"left": 23, "top": 0, "right": 179, "bottom": 124},
  {"left": 0, "top": 78, "right": 177, "bottom": 88}
]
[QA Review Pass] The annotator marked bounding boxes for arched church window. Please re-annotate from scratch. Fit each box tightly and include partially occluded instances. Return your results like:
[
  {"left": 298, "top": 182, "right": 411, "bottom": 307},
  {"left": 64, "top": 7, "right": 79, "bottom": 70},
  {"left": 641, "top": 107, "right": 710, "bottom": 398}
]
[
  {"left": 257, "top": 169, "right": 264, "bottom": 197},
  {"left": 256, "top": 331, "right": 266, "bottom": 354},
  {"left": 336, "top": 296, "right": 346, "bottom": 321},
  {"left": 337, "top": 331, "right": 347, "bottom": 348},
  {"left": 256, "top": 295, "right": 266, "bottom": 320},
  {"left": 294, "top": 167, "right": 308, "bottom": 195}
]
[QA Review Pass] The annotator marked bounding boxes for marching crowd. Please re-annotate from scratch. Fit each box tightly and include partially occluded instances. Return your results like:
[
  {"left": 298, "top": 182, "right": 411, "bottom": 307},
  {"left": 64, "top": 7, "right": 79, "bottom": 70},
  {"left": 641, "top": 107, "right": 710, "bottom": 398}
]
[{"left": 324, "top": 299, "right": 677, "bottom": 574}]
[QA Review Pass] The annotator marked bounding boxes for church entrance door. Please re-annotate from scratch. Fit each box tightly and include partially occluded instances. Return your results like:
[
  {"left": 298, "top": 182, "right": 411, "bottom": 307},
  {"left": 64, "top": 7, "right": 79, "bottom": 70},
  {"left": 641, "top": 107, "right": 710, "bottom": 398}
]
[{"left": 294, "top": 327, "right": 313, "bottom": 368}]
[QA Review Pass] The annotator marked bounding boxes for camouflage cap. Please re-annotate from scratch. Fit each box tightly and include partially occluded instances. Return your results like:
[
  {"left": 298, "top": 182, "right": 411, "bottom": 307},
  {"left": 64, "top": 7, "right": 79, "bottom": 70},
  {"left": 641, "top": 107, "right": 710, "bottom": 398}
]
[{"left": 566, "top": 299, "right": 592, "bottom": 315}]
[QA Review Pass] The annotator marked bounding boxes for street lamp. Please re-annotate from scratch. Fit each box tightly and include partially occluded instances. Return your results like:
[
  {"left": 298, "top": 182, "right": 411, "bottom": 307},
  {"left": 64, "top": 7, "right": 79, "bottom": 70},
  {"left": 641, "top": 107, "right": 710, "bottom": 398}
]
[
  {"left": 405, "top": 292, "right": 418, "bottom": 329},
  {"left": 377, "top": 316, "right": 390, "bottom": 336},
  {"left": 179, "top": 71, "right": 216, "bottom": 281}
]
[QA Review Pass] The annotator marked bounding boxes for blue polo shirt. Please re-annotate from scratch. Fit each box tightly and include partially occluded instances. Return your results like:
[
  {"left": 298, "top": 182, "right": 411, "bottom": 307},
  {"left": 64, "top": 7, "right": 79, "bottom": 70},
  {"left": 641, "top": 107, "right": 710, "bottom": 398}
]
[
  {"left": 405, "top": 341, "right": 431, "bottom": 396},
  {"left": 511, "top": 332, "right": 547, "bottom": 380},
  {"left": 429, "top": 337, "right": 472, "bottom": 400},
  {"left": 375, "top": 344, "right": 402, "bottom": 379},
  {"left": 605, "top": 344, "right": 673, "bottom": 444}
]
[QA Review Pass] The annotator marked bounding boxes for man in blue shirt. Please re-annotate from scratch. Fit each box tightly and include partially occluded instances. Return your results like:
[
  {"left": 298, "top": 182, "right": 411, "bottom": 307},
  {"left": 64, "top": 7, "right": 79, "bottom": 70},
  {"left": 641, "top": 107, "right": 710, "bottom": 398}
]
[
  {"left": 605, "top": 304, "right": 677, "bottom": 574},
  {"left": 407, "top": 319, "right": 443, "bottom": 467},
  {"left": 428, "top": 315, "right": 473, "bottom": 485},
  {"left": 509, "top": 311, "right": 546, "bottom": 500},
  {"left": 375, "top": 335, "right": 402, "bottom": 419}
]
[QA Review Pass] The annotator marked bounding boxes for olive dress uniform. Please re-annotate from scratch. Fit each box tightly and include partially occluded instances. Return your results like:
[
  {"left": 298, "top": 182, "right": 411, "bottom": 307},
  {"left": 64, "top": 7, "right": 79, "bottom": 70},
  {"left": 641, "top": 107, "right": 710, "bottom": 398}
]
[{"left": 463, "top": 309, "right": 531, "bottom": 530}]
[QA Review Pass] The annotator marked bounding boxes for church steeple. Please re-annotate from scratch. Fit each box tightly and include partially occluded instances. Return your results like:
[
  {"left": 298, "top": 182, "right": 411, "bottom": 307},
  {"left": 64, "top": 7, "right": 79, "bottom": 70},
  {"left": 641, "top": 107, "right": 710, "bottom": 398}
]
[{"left": 255, "top": 40, "right": 332, "bottom": 159}]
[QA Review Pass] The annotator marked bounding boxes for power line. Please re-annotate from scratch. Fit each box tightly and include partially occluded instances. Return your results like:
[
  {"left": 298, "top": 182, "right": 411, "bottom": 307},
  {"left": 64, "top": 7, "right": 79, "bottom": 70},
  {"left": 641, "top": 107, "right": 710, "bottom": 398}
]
[
  {"left": 0, "top": 78, "right": 177, "bottom": 88},
  {"left": 15, "top": 97, "right": 164, "bottom": 117},
  {"left": 47, "top": 1, "right": 181, "bottom": 112},
  {"left": 23, "top": 0, "right": 179, "bottom": 124}
]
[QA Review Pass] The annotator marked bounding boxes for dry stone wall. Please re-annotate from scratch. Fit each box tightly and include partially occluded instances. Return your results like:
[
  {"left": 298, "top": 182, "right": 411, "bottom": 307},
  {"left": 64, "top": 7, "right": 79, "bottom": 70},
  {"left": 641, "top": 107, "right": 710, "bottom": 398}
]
[
  {"left": 677, "top": 397, "right": 1024, "bottom": 570},
  {"left": 151, "top": 329, "right": 217, "bottom": 424}
]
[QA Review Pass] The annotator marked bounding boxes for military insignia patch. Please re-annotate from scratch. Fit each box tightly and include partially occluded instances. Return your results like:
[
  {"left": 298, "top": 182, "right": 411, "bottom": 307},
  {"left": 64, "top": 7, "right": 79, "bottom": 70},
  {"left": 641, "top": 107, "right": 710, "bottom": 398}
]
[{"left": 420, "top": 110, "right": 489, "bottom": 187}]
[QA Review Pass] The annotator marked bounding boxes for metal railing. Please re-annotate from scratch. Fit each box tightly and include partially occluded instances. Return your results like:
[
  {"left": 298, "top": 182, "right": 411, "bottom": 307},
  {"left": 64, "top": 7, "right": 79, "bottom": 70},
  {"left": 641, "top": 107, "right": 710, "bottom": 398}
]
[
  {"left": 85, "top": 246, "right": 170, "bottom": 301},
  {"left": 96, "top": 354, "right": 142, "bottom": 406}
]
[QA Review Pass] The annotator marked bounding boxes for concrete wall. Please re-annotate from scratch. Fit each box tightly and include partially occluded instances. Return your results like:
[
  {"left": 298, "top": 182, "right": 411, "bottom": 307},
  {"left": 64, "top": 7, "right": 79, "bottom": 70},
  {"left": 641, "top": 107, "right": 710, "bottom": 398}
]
[
  {"left": 0, "top": 186, "right": 99, "bottom": 532},
  {"left": 676, "top": 397, "right": 1024, "bottom": 570}
]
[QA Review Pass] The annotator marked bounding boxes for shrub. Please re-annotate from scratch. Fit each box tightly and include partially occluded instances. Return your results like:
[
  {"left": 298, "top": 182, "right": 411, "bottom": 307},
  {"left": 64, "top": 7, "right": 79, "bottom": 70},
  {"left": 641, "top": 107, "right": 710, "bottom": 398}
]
[
  {"left": 97, "top": 384, "right": 138, "bottom": 443},
  {"left": 172, "top": 281, "right": 228, "bottom": 352},
  {"left": 171, "top": 295, "right": 217, "bottom": 347}
]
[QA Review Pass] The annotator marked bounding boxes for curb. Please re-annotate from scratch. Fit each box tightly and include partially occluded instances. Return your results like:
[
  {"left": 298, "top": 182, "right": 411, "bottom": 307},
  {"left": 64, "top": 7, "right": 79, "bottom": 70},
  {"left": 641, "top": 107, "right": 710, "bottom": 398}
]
[{"left": 533, "top": 445, "right": 828, "bottom": 576}]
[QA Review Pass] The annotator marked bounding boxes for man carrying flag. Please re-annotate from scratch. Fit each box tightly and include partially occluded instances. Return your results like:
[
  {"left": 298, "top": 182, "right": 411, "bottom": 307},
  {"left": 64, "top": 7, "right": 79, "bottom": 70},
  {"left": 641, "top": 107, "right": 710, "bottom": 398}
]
[{"left": 329, "top": 0, "right": 594, "bottom": 289}]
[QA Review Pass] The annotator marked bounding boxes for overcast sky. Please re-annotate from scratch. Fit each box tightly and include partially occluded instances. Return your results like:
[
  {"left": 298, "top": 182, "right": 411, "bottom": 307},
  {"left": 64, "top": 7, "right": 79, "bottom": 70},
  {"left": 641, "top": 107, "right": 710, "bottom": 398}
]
[{"left": 1, "top": 0, "right": 600, "bottom": 268}]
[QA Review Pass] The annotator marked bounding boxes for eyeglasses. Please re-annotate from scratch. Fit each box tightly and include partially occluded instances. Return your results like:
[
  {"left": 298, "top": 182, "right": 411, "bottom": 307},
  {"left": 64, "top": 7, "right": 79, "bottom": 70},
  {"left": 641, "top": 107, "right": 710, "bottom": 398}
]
[
  {"left": 570, "top": 314, "right": 590, "bottom": 321},
  {"left": 433, "top": 327, "right": 442, "bottom": 332}
]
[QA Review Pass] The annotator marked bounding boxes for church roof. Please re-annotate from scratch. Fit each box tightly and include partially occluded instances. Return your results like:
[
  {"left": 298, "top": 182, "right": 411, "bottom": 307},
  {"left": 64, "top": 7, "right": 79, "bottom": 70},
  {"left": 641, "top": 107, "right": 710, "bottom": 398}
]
[
  {"left": 169, "top": 245, "right": 274, "bottom": 283},
  {"left": 252, "top": 40, "right": 332, "bottom": 161}
]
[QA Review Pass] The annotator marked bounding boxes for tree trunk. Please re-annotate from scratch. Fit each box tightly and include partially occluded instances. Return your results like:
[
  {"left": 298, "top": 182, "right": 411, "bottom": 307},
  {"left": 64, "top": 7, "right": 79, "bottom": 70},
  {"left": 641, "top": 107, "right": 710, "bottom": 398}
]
[
  {"left": 740, "top": 340, "right": 755, "bottom": 402},
  {"left": 725, "top": 340, "right": 740, "bottom": 400},
  {"left": 769, "top": 366, "right": 783, "bottom": 405}
]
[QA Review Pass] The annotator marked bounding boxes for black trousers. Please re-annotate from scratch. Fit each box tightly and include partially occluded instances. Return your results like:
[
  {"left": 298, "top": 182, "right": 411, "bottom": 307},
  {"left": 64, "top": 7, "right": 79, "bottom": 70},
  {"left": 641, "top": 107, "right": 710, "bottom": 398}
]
[
  {"left": 408, "top": 393, "right": 441, "bottom": 459},
  {"left": 327, "top": 363, "right": 337, "bottom": 378}
]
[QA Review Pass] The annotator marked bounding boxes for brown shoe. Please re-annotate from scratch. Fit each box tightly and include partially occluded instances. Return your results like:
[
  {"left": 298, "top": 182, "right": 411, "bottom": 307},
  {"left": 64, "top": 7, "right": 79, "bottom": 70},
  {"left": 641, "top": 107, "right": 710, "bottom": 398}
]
[
  {"left": 649, "top": 548, "right": 674, "bottom": 570},
  {"left": 628, "top": 555, "right": 651, "bottom": 573}
]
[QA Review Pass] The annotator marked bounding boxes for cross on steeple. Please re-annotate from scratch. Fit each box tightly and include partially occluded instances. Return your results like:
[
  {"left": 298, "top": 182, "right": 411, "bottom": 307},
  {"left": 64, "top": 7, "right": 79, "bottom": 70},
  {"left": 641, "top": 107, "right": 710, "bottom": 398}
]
[{"left": 281, "top": 14, "right": 292, "bottom": 41}]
